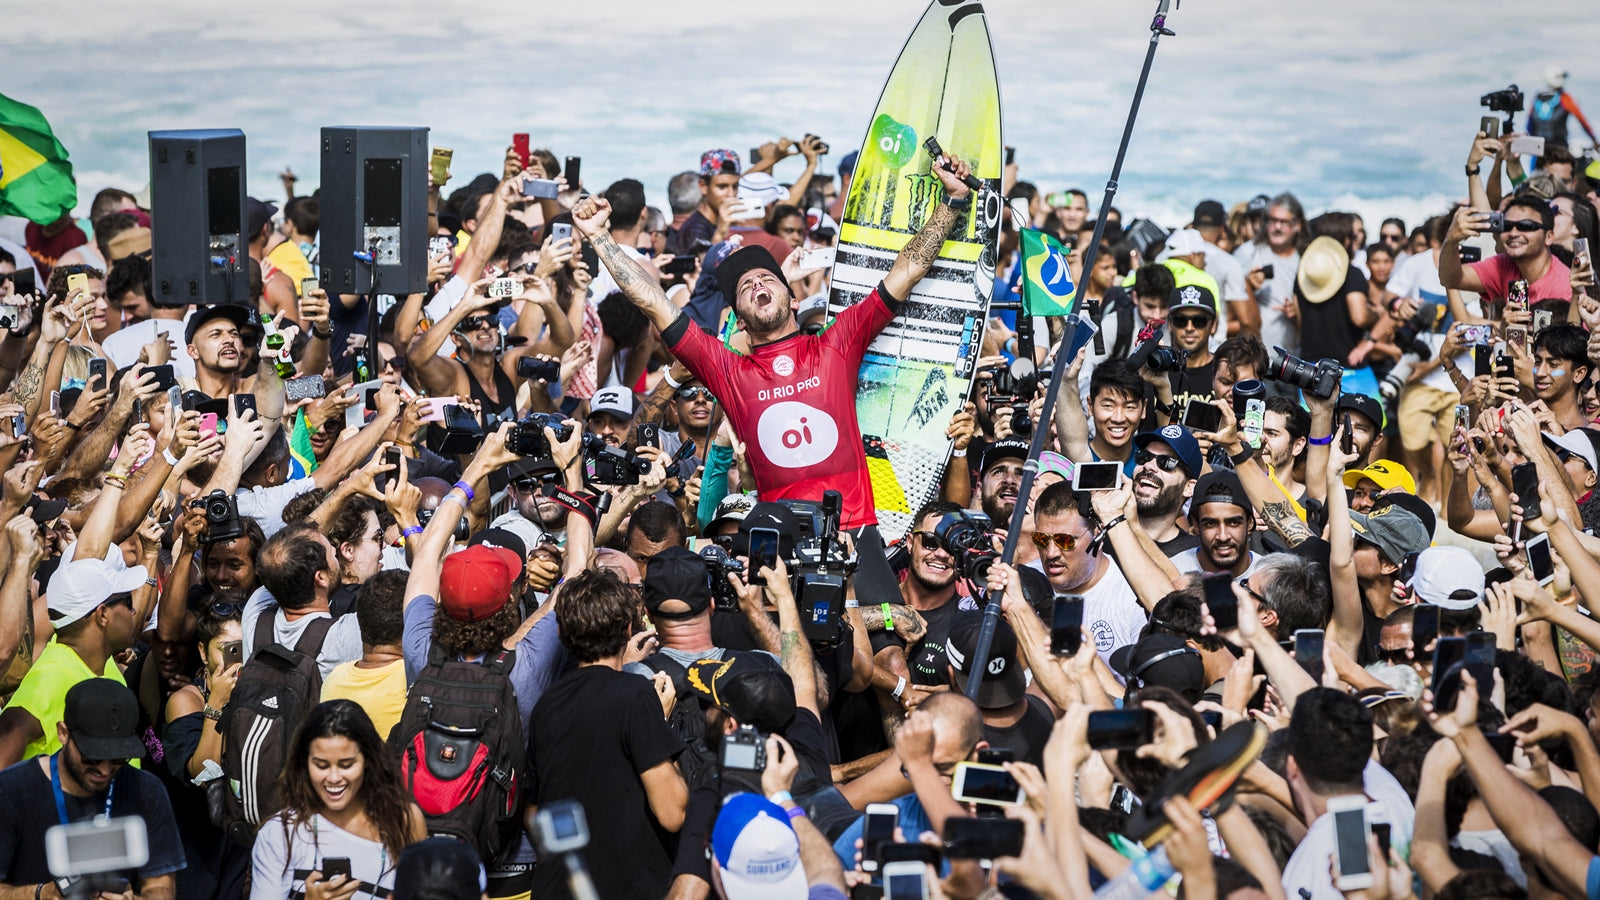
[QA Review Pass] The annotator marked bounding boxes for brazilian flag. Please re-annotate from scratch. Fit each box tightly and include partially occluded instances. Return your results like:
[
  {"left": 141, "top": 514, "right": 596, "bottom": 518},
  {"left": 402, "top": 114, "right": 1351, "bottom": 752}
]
[
  {"left": 0, "top": 95, "right": 76, "bottom": 224},
  {"left": 1019, "top": 229, "right": 1076, "bottom": 317}
]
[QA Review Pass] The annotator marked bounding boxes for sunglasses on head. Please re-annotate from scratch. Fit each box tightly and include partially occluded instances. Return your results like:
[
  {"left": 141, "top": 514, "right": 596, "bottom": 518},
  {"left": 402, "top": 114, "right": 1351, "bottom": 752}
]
[
  {"left": 675, "top": 386, "right": 714, "bottom": 402},
  {"left": 208, "top": 599, "right": 244, "bottom": 618},
  {"left": 1135, "top": 448, "right": 1184, "bottom": 473},
  {"left": 1504, "top": 219, "right": 1545, "bottom": 233},
  {"left": 1030, "top": 531, "right": 1087, "bottom": 552}
]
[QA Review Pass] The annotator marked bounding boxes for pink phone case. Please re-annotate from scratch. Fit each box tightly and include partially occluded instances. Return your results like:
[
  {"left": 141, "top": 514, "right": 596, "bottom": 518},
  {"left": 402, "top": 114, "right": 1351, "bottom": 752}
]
[{"left": 198, "top": 413, "right": 219, "bottom": 440}]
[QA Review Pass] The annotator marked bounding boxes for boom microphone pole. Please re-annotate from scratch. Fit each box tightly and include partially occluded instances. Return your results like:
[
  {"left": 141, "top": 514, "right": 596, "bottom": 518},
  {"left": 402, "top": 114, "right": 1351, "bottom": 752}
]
[{"left": 965, "top": 0, "right": 1179, "bottom": 702}]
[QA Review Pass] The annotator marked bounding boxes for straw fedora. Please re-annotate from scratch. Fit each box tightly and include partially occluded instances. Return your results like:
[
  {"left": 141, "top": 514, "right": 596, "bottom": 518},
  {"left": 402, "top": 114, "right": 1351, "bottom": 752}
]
[{"left": 1296, "top": 236, "right": 1350, "bottom": 304}]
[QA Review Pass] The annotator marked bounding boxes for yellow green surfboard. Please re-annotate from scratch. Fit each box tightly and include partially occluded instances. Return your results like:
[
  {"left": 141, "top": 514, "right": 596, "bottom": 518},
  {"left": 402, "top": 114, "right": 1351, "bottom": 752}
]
[{"left": 828, "top": 0, "right": 1003, "bottom": 541}]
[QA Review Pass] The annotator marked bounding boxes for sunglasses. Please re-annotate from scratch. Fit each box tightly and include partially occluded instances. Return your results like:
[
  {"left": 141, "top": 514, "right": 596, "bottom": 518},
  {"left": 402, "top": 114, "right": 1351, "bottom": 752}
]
[
  {"left": 456, "top": 314, "right": 497, "bottom": 333},
  {"left": 675, "top": 386, "right": 714, "bottom": 402},
  {"left": 208, "top": 599, "right": 244, "bottom": 617},
  {"left": 1135, "top": 448, "right": 1184, "bottom": 473},
  {"left": 381, "top": 355, "right": 405, "bottom": 372},
  {"left": 1171, "top": 313, "right": 1212, "bottom": 329},
  {"left": 1030, "top": 531, "right": 1087, "bottom": 552},
  {"left": 1503, "top": 219, "right": 1545, "bottom": 233},
  {"left": 908, "top": 530, "right": 944, "bottom": 552},
  {"left": 512, "top": 475, "right": 558, "bottom": 493}
]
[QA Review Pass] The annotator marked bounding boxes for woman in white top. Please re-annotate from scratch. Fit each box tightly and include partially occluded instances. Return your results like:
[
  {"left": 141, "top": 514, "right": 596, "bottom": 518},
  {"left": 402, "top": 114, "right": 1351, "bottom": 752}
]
[{"left": 251, "top": 700, "right": 426, "bottom": 900}]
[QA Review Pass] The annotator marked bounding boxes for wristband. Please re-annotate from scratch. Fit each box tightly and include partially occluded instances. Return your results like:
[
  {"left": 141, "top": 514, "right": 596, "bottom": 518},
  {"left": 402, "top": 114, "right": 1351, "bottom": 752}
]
[
  {"left": 845, "top": 598, "right": 860, "bottom": 609},
  {"left": 786, "top": 806, "right": 807, "bottom": 822},
  {"left": 768, "top": 790, "right": 793, "bottom": 806},
  {"left": 1308, "top": 434, "right": 1334, "bottom": 446},
  {"left": 1101, "top": 514, "right": 1128, "bottom": 533},
  {"left": 892, "top": 676, "right": 907, "bottom": 701},
  {"left": 1466, "top": 165, "right": 1481, "bottom": 177},
  {"left": 402, "top": 525, "right": 424, "bottom": 538},
  {"left": 63, "top": 421, "right": 81, "bottom": 431},
  {"left": 163, "top": 448, "right": 180, "bottom": 466},
  {"left": 453, "top": 480, "right": 475, "bottom": 503},
  {"left": 881, "top": 602, "right": 894, "bottom": 631},
  {"left": 949, "top": 448, "right": 967, "bottom": 458},
  {"left": 104, "top": 473, "right": 129, "bottom": 489},
  {"left": 1229, "top": 444, "right": 1255, "bottom": 466},
  {"left": 942, "top": 194, "right": 972, "bottom": 211},
  {"left": 310, "top": 326, "right": 332, "bottom": 340},
  {"left": 662, "top": 370, "right": 685, "bottom": 390}
]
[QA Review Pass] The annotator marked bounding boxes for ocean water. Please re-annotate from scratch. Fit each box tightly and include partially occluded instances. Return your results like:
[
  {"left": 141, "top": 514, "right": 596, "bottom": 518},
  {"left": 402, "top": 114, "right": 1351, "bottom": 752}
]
[{"left": 5, "top": 0, "right": 1599, "bottom": 236}]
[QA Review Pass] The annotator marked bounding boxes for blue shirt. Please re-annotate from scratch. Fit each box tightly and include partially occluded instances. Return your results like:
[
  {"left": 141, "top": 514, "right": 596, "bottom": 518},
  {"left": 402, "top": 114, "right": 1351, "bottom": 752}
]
[{"left": 831, "top": 793, "right": 934, "bottom": 871}]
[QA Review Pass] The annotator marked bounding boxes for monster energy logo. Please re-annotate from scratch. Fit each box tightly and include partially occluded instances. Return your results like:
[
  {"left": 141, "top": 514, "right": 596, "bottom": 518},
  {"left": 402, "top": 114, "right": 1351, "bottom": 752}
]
[{"left": 902, "top": 174, "right": 945, "bottom": 232}]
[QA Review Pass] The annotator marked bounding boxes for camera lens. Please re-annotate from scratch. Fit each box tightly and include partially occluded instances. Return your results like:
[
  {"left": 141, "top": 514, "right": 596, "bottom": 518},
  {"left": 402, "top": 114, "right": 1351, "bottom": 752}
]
[{"left": 206, "top": 496, "right": 231, "bottom": 520}]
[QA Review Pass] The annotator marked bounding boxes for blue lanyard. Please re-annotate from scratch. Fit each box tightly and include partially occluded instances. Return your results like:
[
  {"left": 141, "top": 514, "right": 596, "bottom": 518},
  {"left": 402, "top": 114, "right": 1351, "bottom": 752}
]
[{"left": 50, "top": 753, "right": 115, "bottom": 825}]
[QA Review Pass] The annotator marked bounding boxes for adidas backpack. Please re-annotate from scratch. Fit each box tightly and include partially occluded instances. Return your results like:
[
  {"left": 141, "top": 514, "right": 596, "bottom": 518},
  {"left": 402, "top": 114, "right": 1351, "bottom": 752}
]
[
  {"left": 212, "top": 614, "right": 332, "bottom": 846},
  {"left": 391, "top": 644, "right": 524, "bottom": 865}
]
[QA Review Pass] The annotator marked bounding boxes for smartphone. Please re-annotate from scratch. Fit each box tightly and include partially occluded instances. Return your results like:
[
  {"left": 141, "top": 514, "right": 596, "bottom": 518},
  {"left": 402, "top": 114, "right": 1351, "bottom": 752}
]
[
  {"left": 198, "top": 412, "right": 219, "bottom": 440},
  {"left": 429, "top": 146, "right": 453, "bottom": 185},
  {"left": 1072, "top": 460, "right": 1120, "bottom": 491},
  {"left": 516, "top": 356, "right": 560, "bottom": 382},
  {"left": 1486, "top": 211, "right": 1507, "bottom": 234},
  {"left": 949, "top": 761, "right": 1023, "bottom": 807},
  {"left": 861, "top": 803, "right": 898, "bottom": 873},
  {"left": 747, "top": 527, "right": 779, "bottom": 586},
  {"left": 1431, "top": 636, "right": 1468, "bottom": 709},
  {"left": 1260, "top": 263, "right": 1275, "bottom": 280},
  {"left": 731, "top": 201, "right": 767, "bottom": 222},
  {"left": 1509, "top": 135, "right": 1546, "bottom": 157},
  {"left": 881, "top": 861, "right": 929, "bottom": 900},
  {"left": 1086, "top": 709, "right": 1154, "bottom": 750},
  {"left": 1472, "top": 343, "right": 1491, "bottom": 378},
  {"left": 87, "top": 357, "right": 107, "bottom": 388},
  {"left": 637, "top": 422, "right": 661, "bottom": 451},
  {"left": 523, "top": 178, "right": 561, "bottom": 200},
  {"left": 1050, "top": 594, "right": 1084, "bottom": 656},
  {"left": 1506, "top": 323, "right": 1529, "bottom": 355},
  {"left": 301, "top": 277, "right": 320, "bottom": 297},
  {"left": 488, "top": 277, "right": 520, "bottom": 299},
  {"left": 1577, "top": 237, "right": 1594, "bottom": 280},
  {"left": 1480, "top": 116, "right": 1500, "bottom": 139},
  {"left": 320, "top": 857, "right": 353, "bottom": 882},
  {"left": 1004, "top": 145, "right": 1017, "bottom": 166},
  {"left": 1203, "top": 574, "right": 1240, "bottom": 632},
  {"left": 1465, "top": 631, "right": 1497, "bottom": 690},
  {"left": 1295, "top": 629, "right": 1326, "bottom": 684},
  {"left": 798, "top": 247, "right": 836, "bottom": 271},
  {"left": 551, "top": 222, "right": 572, "bottom": 245},
  {"left": 940, "top": 817, "right": 1025, "bottom": 861},
  {"left": 284, "top": 374, "right": 326, "bottom": 402},
  {"left": 511, "top": 133, "right": 530, "bottom": 167},
  {"left": 1329, "top": 796, "right": 1374, "bottom": 890},
  {"left": 1511, "top": 462, "right": 1541, "bottom": 521},
  {"left": 10, "top": 412, "right": 24, "bottom": 438},
  {"left": 1457, "top": 323, "right": 1493, "bottom": 345},
  {"left": 1525, "top": 532, "right": 1555, "bottom": 585},
  {"left": 1460, "top": 244, "right": 1483, "bottom": 264},
  {"left": 167, "top": 385, "right": 183, "bottom": 417},
  {"left": 11, "top": 269, "right": 35, "bottom": 297},
  {"left": 221, "top": 640, "right": 244, "bottom": 666},
  {"left": 1179, "top": 401, "right": 1223, "bottom": 435},
  {"left": 1201, "top": 709, "right": 1223, "bottom": 732},
  {"left": 49, "top": 390, "right": 60, "bottom": 418},
  {"left": 1340, "top": 412, "right": 1354, "bottom": 456},
  {"left": 1485, "top": 732, "right": 1517, "bottom": 764},
  {"left": 67, "top": 272, "right": 89, "bottom": 295},
  {"left": 1452, "top": 404, "right": 1470, "bottom": 437},
  {"left": 1533, "top": 309, "right": 1553, "bottom": 333},
  {"left": 384, "top": 446, "right": 403, "bottom": 474},
  {"left": 563, "top": 156, "right": 581, "bottom": 187},
  {"left": 233, "top": 393, "right": 257, "bottom": 419},
  {"left": 146, "top": 363, "right": 177, "bottom": 393},
  {"left": 418, "top": 397, "right": 447, "bottom": 423},
  {"left": 1412, "top": 604, "right": 1439, "bottom": 655}
]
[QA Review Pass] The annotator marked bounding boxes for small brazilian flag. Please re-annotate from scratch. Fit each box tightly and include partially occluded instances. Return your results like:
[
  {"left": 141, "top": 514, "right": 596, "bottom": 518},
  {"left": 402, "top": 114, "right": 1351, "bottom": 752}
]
[
  {"left": 288, "top": 408, "right": 317, "bottom": 479},
  {"left": 1019, "top": 229, "right": 1076, "bottom": 317},
  {"left": 0, "top": 95, "right": 77, "bottom": 225}
]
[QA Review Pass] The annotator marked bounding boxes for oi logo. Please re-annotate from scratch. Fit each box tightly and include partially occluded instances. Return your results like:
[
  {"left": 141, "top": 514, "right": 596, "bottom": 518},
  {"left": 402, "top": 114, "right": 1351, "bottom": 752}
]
[
  {"left": 870, "top": 114, "right": 918, "bottom": 169},
  {"left": 756, "top": 401, "right": 840, "bottom": 469}
]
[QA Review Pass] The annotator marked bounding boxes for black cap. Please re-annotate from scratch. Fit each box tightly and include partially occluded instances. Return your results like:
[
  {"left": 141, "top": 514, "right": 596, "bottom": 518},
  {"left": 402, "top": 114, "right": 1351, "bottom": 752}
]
[
  {"left": 643, "top": 546, "right": 712, "bottom": 620},
  {"left": 1193, "top": 200, "right": 1227, "bottom": 228},
  {"left": 686, "top": 652, "right": 797, "bottom": 733},
  {"left": 946, "top": 616, "right": 1027, "bottom": 709},
  {"left": 739, "top": 502, "right": 803, "bottom": 557},
  {"left": 64, "top": 679, "right": 146, "bottom": 760},
  {"left": 1189, "top": 470, "right": 1252, "bottom": 522},
  {"left": 1110, "top": 633, "right": 1204, "bottom": 703},
  {"left": 979, "top": 439, "right": 1030, "bottom": 475},
  {"left": 184, "top": 304, "right": 254, "bottom": 346},
  {"left": 718, "top": 245, "right": 789, "bottom": 307},
  {"left": 467, "top": 528, "right": 528, "bottom": 570},
  {"left": 247, "top": 197, "right": 278, "bottom": 236},
  {"left": 1246, "top": 194, "right": 1271, "bottom": 214},
  {"left": 394, "top": 837, "right": 484, "bottom": 900},
  {"left": 506, "top": 457, "right": 560, "bottom": 480},
  {"left": 1337, "top": 392, "right": 1385, "bottom": 430},
  {"left": 25, "top": 496, "right": 66, "bottom": 525}
]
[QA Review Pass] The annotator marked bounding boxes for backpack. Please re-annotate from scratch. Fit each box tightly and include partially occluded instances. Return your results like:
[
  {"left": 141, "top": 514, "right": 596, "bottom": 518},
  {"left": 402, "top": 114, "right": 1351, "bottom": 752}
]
[
  {"left": 211, "top": 613, "right": 333, "bottom": 846},
  {"left": 1090, "top": 287, "right": 1135, "bottom": 359},
  {"left": 391, "top": 644, "right": 524, "bottom": 865},
  {"left": 640, "top": 654, "right": 720, "bottom": 791}
]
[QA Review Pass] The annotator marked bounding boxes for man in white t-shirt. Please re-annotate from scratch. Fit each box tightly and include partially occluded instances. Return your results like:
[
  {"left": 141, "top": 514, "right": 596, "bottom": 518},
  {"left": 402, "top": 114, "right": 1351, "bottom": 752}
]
[
  {"left": 1028, "top": 481, "right": 1148, "bottom": 672},
  {"left": 1233, "top": 194, "right": 1305, "bottom": 354},
  {"left": 587, "top": 179, "right": 665, "bottom": 304},
  {"left": 1191, "top": 201, "right": 1250, "bottom": 337},
  {"left": 101, "top": 253, "right": 194, "bottom": 376},
  {"left": 1171, "top": 471, "right": 1263, "bottom": 579},
  {"left": 241, "top": 523, "right": 363, "bottom": 677}
]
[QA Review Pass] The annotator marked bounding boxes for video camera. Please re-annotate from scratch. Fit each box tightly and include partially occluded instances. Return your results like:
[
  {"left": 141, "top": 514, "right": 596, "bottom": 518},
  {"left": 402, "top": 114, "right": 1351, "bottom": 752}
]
[
  {"left": 1265, "top": 346, "right": 1341, "bottom": 400},
  {"left": 1127, "top": 322, "right": 1186, "bottom": 373},
  {"left": 192, "top": 489, "right": 243, "bottom": 544},
  {"left": 983, "top": 359, "right": 1040, "bottom": 438},
  {"left": 582, "top": 433, "right": 651, "bottom": 486},
  {"left": 932, "top": 510, "right": 998, "bottom": 582},
  {"left": 777, "top": 491, "right": 851, "bottom": 646},
  {"left": 1481, "top": 84, "right": 1524, "bottom": 115}
]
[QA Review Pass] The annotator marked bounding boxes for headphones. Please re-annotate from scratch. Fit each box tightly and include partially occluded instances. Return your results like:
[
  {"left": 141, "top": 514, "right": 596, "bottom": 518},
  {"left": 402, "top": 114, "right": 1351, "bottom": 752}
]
[{"left": 1126, "top": 646, "right": 1200, "bottom": 690}]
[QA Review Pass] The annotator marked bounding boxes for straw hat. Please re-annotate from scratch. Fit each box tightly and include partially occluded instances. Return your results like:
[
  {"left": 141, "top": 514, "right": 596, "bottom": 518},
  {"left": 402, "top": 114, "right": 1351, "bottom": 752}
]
[{"left": 1296, "top": 236, "right": 1349, "bottom": 304}]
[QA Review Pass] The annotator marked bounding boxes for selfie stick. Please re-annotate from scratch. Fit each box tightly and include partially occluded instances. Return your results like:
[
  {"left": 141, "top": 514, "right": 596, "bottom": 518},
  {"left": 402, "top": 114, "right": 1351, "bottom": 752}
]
[{"left": 965, "top": 0, "right": 1178, "bottom": 702}]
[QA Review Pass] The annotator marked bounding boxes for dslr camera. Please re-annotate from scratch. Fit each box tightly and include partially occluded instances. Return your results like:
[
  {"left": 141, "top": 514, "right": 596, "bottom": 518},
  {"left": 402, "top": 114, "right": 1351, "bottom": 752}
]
[
  {"left": 1265, "top": 346, "right": 1342, "bottom": 400},
  {"left": 506, "top": 412, "right": 572, "bottom": 459},
  {"left": 720, "top": 724, "right": 767, "bottom": 772},
  {"left": 1126, "top": 324, "right": 1185, "bottom": 373},
  {"left": 192, "top": 489, "right": 244, "bottom": 544},
  {"left": 582, "top": 433, "right": 651, "bottom": 486},
  {"left": 1481, "top": 84, "right": 1524, "bottom": 115},
  {"left": 700, "top": 544, "right": 746, "bottom": 611}
]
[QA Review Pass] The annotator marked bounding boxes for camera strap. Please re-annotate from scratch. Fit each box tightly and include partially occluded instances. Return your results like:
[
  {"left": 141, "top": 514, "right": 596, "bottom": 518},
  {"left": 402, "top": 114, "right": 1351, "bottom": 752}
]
[
  {"left": 51, "top": 752, "right": 116, "bottom": 825},
  {"left": 541, "top": 484, "right": 598, "bottom": 529}
]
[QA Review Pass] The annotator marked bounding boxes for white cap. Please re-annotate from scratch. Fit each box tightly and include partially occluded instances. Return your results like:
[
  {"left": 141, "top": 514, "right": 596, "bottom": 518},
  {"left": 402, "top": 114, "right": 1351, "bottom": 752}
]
[
  {"left": 1407, "top": 546, "right": 1484, "bottom": 610},
  {"left": 712, "top": 796, "right": 808, "bottom": 900},
  {"left": 47, "top": 558, "right": 150, "bottom": 628},
  {"left": 488, "top": 511, "right": 545, "bottom": 557},
  {"left": 737, "top": 172, "right": 786, "bottom": 206},
  {"left": 1544, "top": 429, "right": 1598, "bottom": 474},
  {"left": 588, "top": 387, "right": 635, "bottom": 420},
  {"left": 1545, "top": 66, "right": 1568, "bottom": 90},
  {"left": 1163, "top": 228, "right": 1208, "bottom": 258}
]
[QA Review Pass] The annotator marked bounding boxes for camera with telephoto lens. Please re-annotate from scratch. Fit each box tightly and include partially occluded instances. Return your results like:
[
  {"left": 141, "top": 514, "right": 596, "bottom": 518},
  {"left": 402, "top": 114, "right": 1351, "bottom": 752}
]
[
  {"left": 506, "top": 412, "right": 572, "bottom": 459},
  {"left": 1265, "top": 346, "right": 1342, "bottom": 400},
  {"left": 720, "top": 724, "right": 767, "bottom": 772},
  {"left": 1481, "top": 84, "right": 1524, "bottom": 114},
  {"left": 582, "top": 433, "right": 650, "bottom": 485},
  {"left": 192, "top": 489, "right": 243, "bottom": 544},
  {"left": 1391, "top": 301, "right": 1443, "bottom": 359},
  {"left": 701, "top": 544, "right": 746, "bottom": 611},
  {"left": 933, "top": 510, "right": 998, "bottom": 582},
  {"left": 1144, "top": 346, "right": 1187, "bottom": 373},
  {"left": 1126, "top": 324, "right": 1169, "bottom": 371}
]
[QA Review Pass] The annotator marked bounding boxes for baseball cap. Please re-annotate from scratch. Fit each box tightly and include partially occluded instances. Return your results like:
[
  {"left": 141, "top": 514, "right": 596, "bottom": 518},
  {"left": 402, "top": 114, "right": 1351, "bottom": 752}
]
[
  {"left": 63, "top": 679, "right": 146, "bottom": 760},
  {"left": 1407, "top": 546, "right": 1484, "bottom": 610},
  {"left": 739, "top": 502, "right": 803, "bottom": 558},
  {"left": 1545, "top": 428, "right": 1600, "bottom": 474},
  {"left": 25, "top": 496, "right": 67, "bottom": 525},
  {"left": 1110, "top": 633, "right": 1204, "bottom": 703},
  {"left": 796, "top": 293, "right": 829, "bottom": 330},
  {"left": 1163, "top": 228, "right": 1208, "bottom": 258},
  {"left": 506, "top": 456, "right": 561, "bottom": 481},
  {"left": 685, "top": 652, "right": 797, "bottom": 733},
  {"left": 643, "top": 546, "right": 712, "bottom": 620},
  {"left": 486, "top": 512, "right": 546, "bottom": 560},
  {"left": 1193, "top": 200, "right": 1227, "bottom": 228},
  {"left": 1168, "top": 283, "right": 1217, "bottom": 317},
  {"left": 1337, "top": 392, "right": 1385, "bottom": 430},
  {"left": 1246, "top": 194, "right": 1271, "bottom": 215},
  {"left": 717, "top": 245, "right": 788, "bottom": 307},
  {"left": 1585, "top": 158, "right": 1600, "bottom": 192},
  {"left": 439, "top": 544, "right": 519, "bottom": 622},
  {"left": 468, "top": 528, "right": 528, "bottom": 567},
  {"left": 247, "top": 197, "right": 278, "bottom": 236},
  {"left": 1134, "top": 425, "right": 1203, "bottom": 478},
  {"left": 46, "top": 558, "right": 149, "bottom": 629},
  {"left": 1373, "top": 492, "right": 1437, "bottom": 539},
  {"left": 1349, "top": 505, "right": 1430, "bottom": 565},
  {"left": 738, "top": 172, "right": 787, "bottom": 206},
  {"left": 106, "top": 226, "right": 151, "bottom": 263},
  {"left": 588, "top": 387, "right": 635, "bottom": 420},
  {"left": 184, "top": 303, "right": 254, "bottom": 346},
  {"left": 709, "top": 494, "right": 756, "bottom": 533},
  {"left": 700, "top": 149, "right": 742, "bottom": 178},
  {"left": 979, "top": 439, "right": 1030, "bottom": 475},
  {"left": 1189, "top": 471, "right": 1252, "bottom": 521},
  {"left": 394, "top": 837, "right": 486, "bottom": 900},
  {"left": 838, "top": 150, "right": 860, "bottom": 180},
  {"left": 946, "top": 616, "right": 1027, "bottom": 709},
  {"left": 712, "top": 794, "right": 808, "bottom": 900},
  {"left": 1343, "top": 459, "right": 1416, "bottom": 494}
]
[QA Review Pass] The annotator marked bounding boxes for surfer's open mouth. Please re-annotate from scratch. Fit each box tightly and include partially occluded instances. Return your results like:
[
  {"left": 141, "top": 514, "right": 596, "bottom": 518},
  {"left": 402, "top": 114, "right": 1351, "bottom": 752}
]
[{"left": 1134, "top": 473, "right": 1162, "bottom": 492}]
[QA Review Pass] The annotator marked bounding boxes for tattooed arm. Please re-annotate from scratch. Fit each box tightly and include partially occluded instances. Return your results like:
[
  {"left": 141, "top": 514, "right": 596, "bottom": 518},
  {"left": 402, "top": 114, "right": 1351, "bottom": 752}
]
[
  {"left": 883, "top": 153, "right": 975, "bottom": 302},
  {"left": 1259, "top": 499, "right": 1315, "bottom": 547},
  {"left": 571, "top": 198, "right": 680, "bottom": 332}
]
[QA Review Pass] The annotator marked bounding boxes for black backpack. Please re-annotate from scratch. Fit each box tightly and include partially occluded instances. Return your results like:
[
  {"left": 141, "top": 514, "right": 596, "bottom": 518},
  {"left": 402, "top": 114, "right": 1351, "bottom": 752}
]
[
  {"left": 640, "top": 654, "right": 720, "bottom": 791},
  {"left": 212, "top": 614, "right": 332, "bottom": 846},
  {"left": 391, "top": 644, "right": 524, "bottom": 865},
  {"left": 1089, "top": 287, "right": 1136, "bottom": 359}
]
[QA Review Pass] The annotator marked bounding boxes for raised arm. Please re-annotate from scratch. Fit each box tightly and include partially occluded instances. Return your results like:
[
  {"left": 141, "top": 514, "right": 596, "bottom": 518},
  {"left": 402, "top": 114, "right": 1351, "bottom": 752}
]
[
  {"left": 1439, "top": 207, "right": 1489, "bottom": 294},
  {"left": 1321, "top": 424, "right": 1365, "bottom": 658},
  {"left": 882, "top": 152, "right": 974, "bottom": 302},
  {"left": 572, "top": 197, "right": 679, "bottom": 332}
]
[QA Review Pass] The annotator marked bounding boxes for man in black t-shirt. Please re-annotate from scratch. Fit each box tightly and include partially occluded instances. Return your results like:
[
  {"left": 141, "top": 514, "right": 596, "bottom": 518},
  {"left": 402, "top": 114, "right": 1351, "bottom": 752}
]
[
  {"left": 942, "top": 618, "right": 1055, "bottom": 767},
  {"left": 0, "top": 680, "right": 184, "bottom": 900},
  {"left": 871, "top": 502, "right": 982, "bottom": 713},
  {"left": 1163, "top": 284, "right": 1222, "bottom": 412}
]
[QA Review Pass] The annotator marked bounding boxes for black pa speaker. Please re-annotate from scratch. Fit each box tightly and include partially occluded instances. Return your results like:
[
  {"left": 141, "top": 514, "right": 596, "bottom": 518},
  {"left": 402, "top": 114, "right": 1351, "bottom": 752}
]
[
  {"left": 319, "top": 126, "right": 429, "bottom": 295},
  {"left": 148, "top": 129, "right": 249, "bottom": 307}
]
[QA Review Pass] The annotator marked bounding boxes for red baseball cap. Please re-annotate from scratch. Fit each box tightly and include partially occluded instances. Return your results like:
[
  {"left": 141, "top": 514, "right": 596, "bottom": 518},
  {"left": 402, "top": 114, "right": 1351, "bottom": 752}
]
[{"left": 439, "top": 545, "right": 520, "bottom": 622}]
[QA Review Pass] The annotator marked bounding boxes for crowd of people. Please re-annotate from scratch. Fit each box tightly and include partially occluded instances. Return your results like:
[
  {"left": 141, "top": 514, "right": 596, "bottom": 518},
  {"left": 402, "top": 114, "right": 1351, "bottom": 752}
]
[{"left": 0, "top": 89, "right": 1598, "bottom": 900}]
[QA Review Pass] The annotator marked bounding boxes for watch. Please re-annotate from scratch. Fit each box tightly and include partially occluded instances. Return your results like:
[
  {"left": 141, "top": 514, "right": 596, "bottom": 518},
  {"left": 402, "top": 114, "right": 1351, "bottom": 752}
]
[
  {"left": 942, "top": 194, "right": 972, "bottom": 211},
  {"left": 1466, "top": 164, "right": 1481, "bottom": 177}
]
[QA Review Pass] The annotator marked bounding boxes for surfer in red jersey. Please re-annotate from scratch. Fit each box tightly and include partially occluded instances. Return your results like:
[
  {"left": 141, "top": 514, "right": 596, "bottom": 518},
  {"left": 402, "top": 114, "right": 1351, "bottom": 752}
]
[{"left": 574, "top": 150, "right": 975, "bottom": 533}]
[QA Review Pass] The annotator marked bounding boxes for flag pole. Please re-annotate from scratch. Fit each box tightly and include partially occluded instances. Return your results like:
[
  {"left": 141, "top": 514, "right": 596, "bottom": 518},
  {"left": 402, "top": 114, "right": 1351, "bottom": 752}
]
[{"left": 965, "top": 0, "right": 1178, "bottom": 703}]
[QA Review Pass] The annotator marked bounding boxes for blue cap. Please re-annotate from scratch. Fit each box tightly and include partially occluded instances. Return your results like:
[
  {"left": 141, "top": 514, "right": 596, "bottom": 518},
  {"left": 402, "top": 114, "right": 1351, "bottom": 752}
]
[
  {"left": 838, "top": 150, "right": 860, "bottom": 179},
  {"left": 1134, "top": 424, "right": 1203, "bottom": 478}
]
